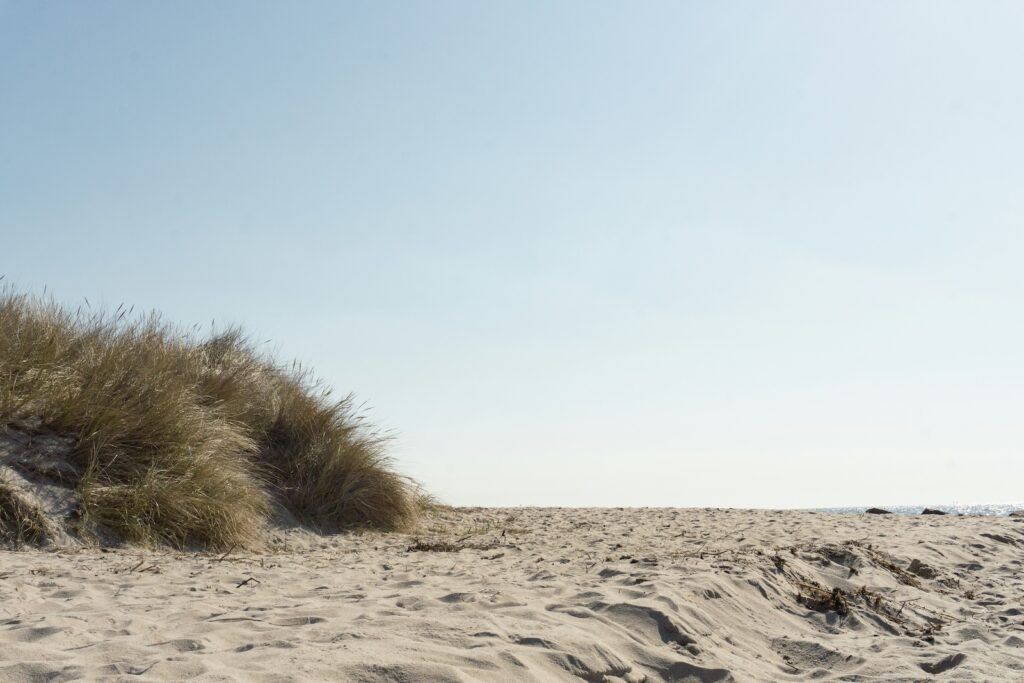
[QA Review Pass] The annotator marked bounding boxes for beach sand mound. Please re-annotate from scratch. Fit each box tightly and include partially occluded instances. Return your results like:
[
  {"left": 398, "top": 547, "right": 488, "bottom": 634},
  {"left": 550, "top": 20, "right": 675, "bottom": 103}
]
[{"left": 1, "top": 508, "right": 1022, "bottom": 681}]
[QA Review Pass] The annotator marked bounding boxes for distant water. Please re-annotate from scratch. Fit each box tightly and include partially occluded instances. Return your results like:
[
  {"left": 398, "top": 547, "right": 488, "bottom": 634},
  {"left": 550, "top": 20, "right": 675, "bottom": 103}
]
[{"left": 813, "top": 503, "right": 1023, "bottom": 516}]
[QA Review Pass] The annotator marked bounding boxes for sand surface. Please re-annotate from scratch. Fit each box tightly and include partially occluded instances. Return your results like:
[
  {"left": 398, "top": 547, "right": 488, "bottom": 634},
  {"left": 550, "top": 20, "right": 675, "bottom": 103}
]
[{"left": 1, "top": 508, "right": 1023, "bottom": 682}]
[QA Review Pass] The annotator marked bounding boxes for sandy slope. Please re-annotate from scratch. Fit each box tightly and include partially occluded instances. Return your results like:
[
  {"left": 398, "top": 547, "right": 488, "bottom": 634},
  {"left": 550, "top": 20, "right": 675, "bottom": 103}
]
[{"left": 1, "top": 508, "right": 1022, "bottom": 682}]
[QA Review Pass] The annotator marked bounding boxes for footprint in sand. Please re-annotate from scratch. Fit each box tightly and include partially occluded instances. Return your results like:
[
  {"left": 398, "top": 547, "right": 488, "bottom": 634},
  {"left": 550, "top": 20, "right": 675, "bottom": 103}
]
[
  {"left": 269, "top": 616, "right": 326, "bottom": 627},
  {"left": 10, "top": 625, "right": 63, "bottom": 642},
  {"left": 234, "top": 640, "right": 297, "bottom": 652},
  {"left": 590, "top": 602, "right": 697, "bottom": 648},
  {"left": 153, "top": 638, "right": 206, "bottom": 652},
  {"left": 771, "top": 638, "right": 864, "bottom": 673},
  {"left": 661, "top": 662, "right": 736, "bottom": 683},
  {"left": 396, "top": 596, "right": 429, "bottom": 610},
  {"left": 513, "top": 635, "right": 558, "bottom": 648},
  {"left": 919, "top": 652, "right": 966, "bottom": 675}
]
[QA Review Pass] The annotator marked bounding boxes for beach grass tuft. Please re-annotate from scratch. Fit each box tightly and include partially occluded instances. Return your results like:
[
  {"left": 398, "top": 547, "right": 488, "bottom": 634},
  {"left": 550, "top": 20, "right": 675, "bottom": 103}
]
[{"left": 0, "top": 289, "right": 419, "bottom": 549}]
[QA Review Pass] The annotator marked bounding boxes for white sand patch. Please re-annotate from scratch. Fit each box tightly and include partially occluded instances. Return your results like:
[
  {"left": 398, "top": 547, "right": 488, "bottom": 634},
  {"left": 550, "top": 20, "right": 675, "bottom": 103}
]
[{"left": 1, "top": 508, "right": 1023, "bottom": 681}]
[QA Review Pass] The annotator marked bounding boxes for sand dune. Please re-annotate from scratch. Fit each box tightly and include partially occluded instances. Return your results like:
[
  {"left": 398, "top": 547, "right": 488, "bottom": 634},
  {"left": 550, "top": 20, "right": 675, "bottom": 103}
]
[{"left": 2, "top": 508, "right": 1023, "bottom": 681}]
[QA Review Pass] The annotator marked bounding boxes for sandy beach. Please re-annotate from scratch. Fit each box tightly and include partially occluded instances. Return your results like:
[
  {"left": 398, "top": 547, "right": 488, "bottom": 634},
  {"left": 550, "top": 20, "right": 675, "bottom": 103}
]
[{"left": 1, "top": 508, "right": 1022, "bottom": 682}]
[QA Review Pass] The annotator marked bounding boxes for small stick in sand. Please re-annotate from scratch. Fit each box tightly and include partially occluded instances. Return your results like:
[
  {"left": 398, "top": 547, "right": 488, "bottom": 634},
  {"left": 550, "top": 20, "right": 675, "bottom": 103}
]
[{"left": 896, "top": 598, "right": 919, "bottom": 618}]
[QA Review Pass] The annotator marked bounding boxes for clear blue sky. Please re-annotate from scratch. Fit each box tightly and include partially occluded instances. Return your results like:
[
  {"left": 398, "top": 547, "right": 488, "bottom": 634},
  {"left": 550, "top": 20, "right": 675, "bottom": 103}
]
[{"left": 2, "top": 1, "right": 1022, "bottom": 508}]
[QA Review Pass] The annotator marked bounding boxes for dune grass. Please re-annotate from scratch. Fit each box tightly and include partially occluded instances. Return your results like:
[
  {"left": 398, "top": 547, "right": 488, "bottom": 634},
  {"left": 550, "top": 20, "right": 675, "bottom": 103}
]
[
  {"left": 0, "top": 290, "right": 419, "bottom": 549},
  {"left": 0, "top": 480, "right": 50, "bottom": 546}
]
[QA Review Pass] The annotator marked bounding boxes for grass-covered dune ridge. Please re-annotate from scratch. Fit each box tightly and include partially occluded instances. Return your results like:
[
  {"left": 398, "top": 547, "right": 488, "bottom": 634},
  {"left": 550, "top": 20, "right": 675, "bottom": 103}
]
[{"left": 0, "top": 290, "right": 419, "bottom": 549}]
